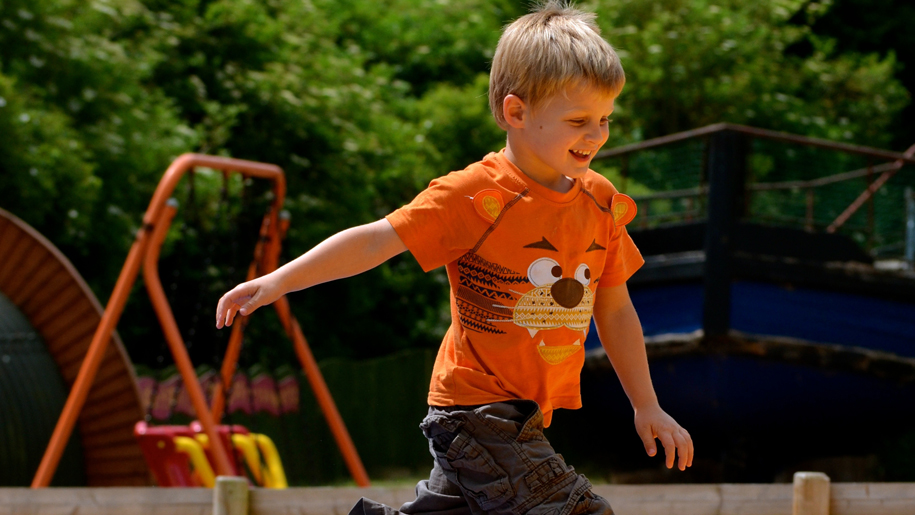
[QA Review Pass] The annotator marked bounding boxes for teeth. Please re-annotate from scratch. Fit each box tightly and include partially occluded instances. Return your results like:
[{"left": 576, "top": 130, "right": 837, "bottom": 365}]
[
  {"left": 571, "top": 150, "right": 592, "bottom": 157},
  {"left": 537, "top": 340, "right": 581, "bottom": 347}
]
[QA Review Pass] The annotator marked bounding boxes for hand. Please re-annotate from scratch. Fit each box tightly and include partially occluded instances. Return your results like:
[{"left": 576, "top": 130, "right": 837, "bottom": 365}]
[
  {"left": 634, "top": 404, "right": 693, "bottom": 471},
  {"left": 215, "top": 275, "right": 283, "bottom": 329}
]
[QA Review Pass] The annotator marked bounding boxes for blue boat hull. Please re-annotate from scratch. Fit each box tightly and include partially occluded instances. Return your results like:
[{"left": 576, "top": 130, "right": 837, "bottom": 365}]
[{"left": 559, "top": 279, "right": 915, "bottom": 480}]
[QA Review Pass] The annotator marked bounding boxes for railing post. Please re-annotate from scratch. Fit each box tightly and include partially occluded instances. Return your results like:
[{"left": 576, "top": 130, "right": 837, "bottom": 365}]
[
  {"left": 867, "top": 160, "right": 875, "bottom": 249},
  {"left": 906, "top": 187, "right": 914, "bottom": 265},
  {"left": 213, "top": 476, "right": 249, "bottom": 515},
  {"left": 805, "top": 188, "right": 815, "bottom": 232},
  {"left": 702, "top": 130, "right": 748, "bottom": 338},
  {"left": 793, "top": 471, "right": 830, "bottom": 515}
]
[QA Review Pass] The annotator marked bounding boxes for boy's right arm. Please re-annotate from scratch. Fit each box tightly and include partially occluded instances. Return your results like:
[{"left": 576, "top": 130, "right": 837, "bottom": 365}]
[{"left": 215, "top": 218, "right": 407, "bottom": 329}]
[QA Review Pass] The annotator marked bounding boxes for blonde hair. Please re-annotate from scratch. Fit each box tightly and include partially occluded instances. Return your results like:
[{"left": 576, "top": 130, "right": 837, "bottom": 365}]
[{"left": 489, "top": 0, "right": 625, "bottom": 129}]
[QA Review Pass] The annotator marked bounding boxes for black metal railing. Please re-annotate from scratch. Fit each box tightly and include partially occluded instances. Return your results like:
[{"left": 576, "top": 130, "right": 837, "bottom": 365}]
[{"left": 592, "top": 123, "right": 915, "bottom": 260}]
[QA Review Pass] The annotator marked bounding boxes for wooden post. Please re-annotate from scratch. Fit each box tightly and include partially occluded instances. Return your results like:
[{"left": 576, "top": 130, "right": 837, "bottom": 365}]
[
  {"left": 805, "top": 188, "right": 815, "bottom": 232},
  {"left": 867, "top": 161, "right": 875, "bottom": 249},
  {"left": 214, "top": 476, "right": 249, "bottom": 515},
  {"left": 905, "top": 187, "right": 914, "bottom": 264},
  {"left": 793, "top": 471, "right": 830, "bottom": 515}
]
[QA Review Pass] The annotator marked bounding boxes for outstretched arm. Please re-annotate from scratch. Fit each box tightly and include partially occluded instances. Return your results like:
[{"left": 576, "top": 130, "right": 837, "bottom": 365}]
[
  {"left": 593, "top": 283, "right": 694, "bottom": 471},
  {"left": 215, "top": 218, "right": 407, "bottom": 328}
]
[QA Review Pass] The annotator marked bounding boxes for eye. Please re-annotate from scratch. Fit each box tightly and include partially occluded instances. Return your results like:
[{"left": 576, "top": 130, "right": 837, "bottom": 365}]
[
  {"left": 600, "top": 117, "right": 612, "bottom": 125},
  {"left": 528, "top": 257, "right": 562, "bottom": 287},
  {"left": 574, "top": 264, "right": 591, "bottom": 286}
]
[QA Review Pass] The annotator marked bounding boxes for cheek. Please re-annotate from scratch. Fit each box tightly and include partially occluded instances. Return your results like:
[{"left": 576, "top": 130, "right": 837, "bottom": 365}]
[{"left": 599, "top": 126, "right": 610, "bottom": 144}]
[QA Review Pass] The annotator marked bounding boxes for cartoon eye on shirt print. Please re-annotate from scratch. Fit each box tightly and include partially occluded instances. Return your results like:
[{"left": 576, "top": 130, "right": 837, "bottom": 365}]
[{"left": 481, "top": 192, "right": 638, "bottom": 365}]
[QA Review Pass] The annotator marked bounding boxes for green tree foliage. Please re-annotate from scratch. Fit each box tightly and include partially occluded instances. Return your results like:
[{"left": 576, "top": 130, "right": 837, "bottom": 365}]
[
  {"left": 594, "top": 0, "right": 908, "bottom": 148},
  {"left": 322, "top": 0, "right": 525, "bottom": 94},
  {"left": 0, "top": 0, "right": 197, "bottom": 294},
  {"left": 0, "top": 72, "right": 98, "bottom": 235},
  {"left": 119, "top": 0, "right": 471, "bottom": 362},
  {"left": 802, "top": 0, "right": 915, "bottom": 150},
  {"left": 0, "top": 0, "right": 910, "bottom": 367}
]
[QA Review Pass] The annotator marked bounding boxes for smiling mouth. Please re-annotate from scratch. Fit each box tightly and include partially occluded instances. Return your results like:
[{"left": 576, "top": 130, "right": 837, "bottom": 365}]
[
  {"left": 570, "top": 149, "right": 592, "bottom": 159},
  {"left": 537, "top": 339, "right": 583, "bottom": 364}
]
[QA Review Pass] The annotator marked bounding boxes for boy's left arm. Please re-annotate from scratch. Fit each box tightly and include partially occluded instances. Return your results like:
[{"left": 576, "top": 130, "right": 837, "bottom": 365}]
[{"left": 593, "top": 283, "right": 694, "bottom": 471}]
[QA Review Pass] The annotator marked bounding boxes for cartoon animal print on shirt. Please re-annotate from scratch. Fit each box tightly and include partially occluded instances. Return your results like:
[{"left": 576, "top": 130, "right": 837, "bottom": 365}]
[
  {"left": 514, "top": 237, "right": 598, "bottom": 364},
  {"left": 478, "top": 235, "right": 607, "bottom": 365}
]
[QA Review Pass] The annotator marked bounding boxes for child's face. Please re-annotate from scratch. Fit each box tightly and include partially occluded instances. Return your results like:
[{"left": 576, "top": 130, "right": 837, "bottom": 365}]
[{"left": 508, "top": 82, "right": 615, "bottom": 189}]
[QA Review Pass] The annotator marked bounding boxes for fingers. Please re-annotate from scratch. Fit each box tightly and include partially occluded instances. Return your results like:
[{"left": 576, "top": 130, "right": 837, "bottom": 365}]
[
  {"left": 660, "top": 427, "right": 693, "bottom": 471},
  {"left": 224, "top": 300, "right": 243, "bottom": 328},
  {"left": 215, "top": 284, "right": 257, "bottom": 329},
  {"left": 657, "top": 431, "right": 677, "bottom": 469},
  {"left": 637, "top": 417, "right": 694, "bottom": 471},
  {"left": 215, "top": 295, "right": 238, "bottom": 329},
  {"left": 216, "top": 296, "right": 226, "bottom": 329},
  {"left": 681, "top": 427, "right": 694, "bottom": 469},
  {"left": 636, "top": 425, "right": 657, "bottom": 457}
]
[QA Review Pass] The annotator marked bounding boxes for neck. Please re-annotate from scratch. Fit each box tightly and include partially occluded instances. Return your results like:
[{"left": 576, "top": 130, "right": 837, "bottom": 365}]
[{"left": 504, "top": 139, "right": 574, "bottom": 194}]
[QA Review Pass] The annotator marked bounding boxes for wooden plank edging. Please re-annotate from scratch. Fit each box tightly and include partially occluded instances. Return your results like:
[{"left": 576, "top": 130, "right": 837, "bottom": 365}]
[
  {"left": 0, "top": 482, "right": 912, "bottom": 515},
  {"left": 831, "top": 483, "right": 915, "bottom": 515}
]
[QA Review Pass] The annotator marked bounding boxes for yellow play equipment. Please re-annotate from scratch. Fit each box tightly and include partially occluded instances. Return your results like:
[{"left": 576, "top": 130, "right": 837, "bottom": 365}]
[{"left": 134, "top": 421, "right": 287, "bottom": 488}]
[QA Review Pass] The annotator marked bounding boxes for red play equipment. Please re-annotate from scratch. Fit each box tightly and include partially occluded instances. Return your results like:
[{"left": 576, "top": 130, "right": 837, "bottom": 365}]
[
  {"left": 134, "top": 421, "right": 288, "bottom": 488},
  {"left": 134, "top": 422, "right": 216, "bottom": 487},
  {"left": 32, "top": 154, "right": 370, "bottom": 488}
]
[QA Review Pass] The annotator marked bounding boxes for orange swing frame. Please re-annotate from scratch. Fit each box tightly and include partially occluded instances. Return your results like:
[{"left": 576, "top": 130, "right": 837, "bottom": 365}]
[{"left": 32, "top": 153, "right": 370, "bottom": 487}]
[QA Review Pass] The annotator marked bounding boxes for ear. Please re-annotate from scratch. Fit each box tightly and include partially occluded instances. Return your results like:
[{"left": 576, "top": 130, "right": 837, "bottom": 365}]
[{"left": 502, "top": 94, "right": 528, "bottom": 129}]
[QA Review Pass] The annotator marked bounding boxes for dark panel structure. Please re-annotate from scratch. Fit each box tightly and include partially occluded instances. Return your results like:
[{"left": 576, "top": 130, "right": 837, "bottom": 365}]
[{"left": 0, "top": 208, "right": 150, "bottom": 486}]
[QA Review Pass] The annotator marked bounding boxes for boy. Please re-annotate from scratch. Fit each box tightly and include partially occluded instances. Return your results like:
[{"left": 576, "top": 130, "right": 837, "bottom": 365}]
[{"left": 216, "top": 1, "right": 693, "bottom": 513}]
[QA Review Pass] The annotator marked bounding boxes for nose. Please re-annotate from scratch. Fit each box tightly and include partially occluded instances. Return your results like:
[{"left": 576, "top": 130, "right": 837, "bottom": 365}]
[
  {"left": 551, "top": 278, "right": 584, "bottom": 308},
  {"left": 584, "top": 121, "right": 606, "bottom": 146}
]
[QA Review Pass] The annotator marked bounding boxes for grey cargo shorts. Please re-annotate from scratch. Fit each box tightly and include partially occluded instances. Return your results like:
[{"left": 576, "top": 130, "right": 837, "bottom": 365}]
[{"left": 349, "top": 399, "right": 613, "bottom": 515}]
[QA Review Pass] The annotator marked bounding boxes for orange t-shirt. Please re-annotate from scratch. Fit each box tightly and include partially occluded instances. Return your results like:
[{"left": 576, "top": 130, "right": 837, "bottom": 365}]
[{"left": 386, "top": 150, "right": 644, "bottom": 426}]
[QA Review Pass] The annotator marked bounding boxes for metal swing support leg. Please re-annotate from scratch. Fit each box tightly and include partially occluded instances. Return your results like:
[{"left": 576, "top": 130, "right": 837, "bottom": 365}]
[
  {"left": 33, "top": 154, "right": 369, "bottom": 488},
  {"left": 273, "top": 297, "right": 372, "bottom": 487},
  {"left": 209, "top": 203, "right": 370, "bottom": 487},
  {"left": 211, "top": 202, "right": 285, "bottom": 422}
]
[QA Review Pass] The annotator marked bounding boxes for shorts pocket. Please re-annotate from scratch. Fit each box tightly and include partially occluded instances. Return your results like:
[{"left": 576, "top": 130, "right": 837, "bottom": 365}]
[
  {"left": 443, "top": 430, "right": 514, "bottom": 511},
  {"left": 569, "top": 490, "right": 613, "bottom": 515},
  {"left": 421, "top": 414, "right": 464, "bottom": 457},
  {"left": 516, "top": 472, "right": 602, "bottom": 515}
]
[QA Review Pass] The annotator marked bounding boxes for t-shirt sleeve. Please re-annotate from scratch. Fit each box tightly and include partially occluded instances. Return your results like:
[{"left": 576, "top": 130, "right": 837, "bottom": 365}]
[
  {"left": 386, "top": 172, "right": 490, "bottom": 272},
  {"left": 592, "top": 178, "right": 644, "bottom": 287},
  {"left": 598, "top": 225, "right": 644, "bottom": 287}
]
